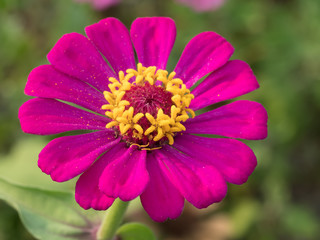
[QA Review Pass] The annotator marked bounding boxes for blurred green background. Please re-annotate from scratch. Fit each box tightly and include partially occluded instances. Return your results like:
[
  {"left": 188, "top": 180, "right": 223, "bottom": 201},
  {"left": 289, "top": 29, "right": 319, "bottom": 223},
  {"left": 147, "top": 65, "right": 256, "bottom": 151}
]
[{"left": 0, "top": 0, "right": 319, "bottom": 239}]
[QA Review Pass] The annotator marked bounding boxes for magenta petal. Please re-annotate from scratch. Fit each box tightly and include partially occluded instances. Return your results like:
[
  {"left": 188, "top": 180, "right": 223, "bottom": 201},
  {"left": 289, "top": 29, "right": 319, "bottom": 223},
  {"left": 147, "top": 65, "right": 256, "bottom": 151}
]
[
  {"left": 75, "top": 0, "right": 119, "bottom": 10},
  {"left": 47, "top": 33, "right": 116, "bottom": 92},
  {"left": 92, "top": 0, "right": 120, "bottom": 10},
  {"left": 190, "top": 60, "right": 259, "bottom": 111},
  {"left": 19, "top": 98, "right": 108, "bottom": 135},
  {"left": 86, "top": 18, "right": 136, "bottom": 73},
  {"left": 185, "top": 100, "right": 268, "bottom": 140},
  {"left": 99, "top": 146, "right": 149, "bottom": 201},
  {"left": 140, "top": 152, "right": 184, "bottom": 222},
  {"left": 25, "top": 65, "right": 106, "bottom": 114},
  {"left": 158, "top": 146, "right": 227, "bottom": 209},
  {"left": 176, "top": 0, "right": 225, "bottom": 12},
  {"left": 173, "top": 134, "right": 257, "bottom": 184},
  {"left": 174, "top": 32, "right": 234, "bottom": 88},
  {"left": 38, "top": 131, "right": 120, "bottom": 182},
  {"left": 131, "top": 17, "right": 176, "bottom": 69},
  {"left": 75, "top": 144, "right": 127, "bottom": 210}
]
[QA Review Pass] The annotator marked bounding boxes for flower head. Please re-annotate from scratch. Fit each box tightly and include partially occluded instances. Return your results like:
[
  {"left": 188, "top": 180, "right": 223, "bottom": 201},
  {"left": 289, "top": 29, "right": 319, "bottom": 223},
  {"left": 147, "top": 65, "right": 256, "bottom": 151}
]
[
  {"left": 102, "top": 63, "right": 195, "bottom": 149},
  {"left": 19, "top": 17, "right": 267, "bottom": 222}
]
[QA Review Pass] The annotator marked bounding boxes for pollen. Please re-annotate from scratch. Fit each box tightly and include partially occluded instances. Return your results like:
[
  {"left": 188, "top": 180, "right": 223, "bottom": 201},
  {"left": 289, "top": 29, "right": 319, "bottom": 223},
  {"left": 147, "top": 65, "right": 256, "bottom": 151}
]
[{"left": 101, "top": 63, "right": 195, "bottom": 149}]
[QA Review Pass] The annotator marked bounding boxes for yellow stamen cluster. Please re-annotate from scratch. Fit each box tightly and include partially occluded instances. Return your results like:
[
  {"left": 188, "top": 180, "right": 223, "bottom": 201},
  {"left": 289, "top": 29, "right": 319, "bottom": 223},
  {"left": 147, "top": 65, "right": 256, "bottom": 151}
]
[{"left": 102, "top": 63, "right": 195, "bottom": 147}]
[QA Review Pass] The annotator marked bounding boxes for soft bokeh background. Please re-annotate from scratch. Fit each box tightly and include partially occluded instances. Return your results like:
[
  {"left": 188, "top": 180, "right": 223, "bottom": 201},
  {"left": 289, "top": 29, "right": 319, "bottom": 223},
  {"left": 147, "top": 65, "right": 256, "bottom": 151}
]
[{"left": 1, "top": 0, "right": 319, "bottom": 239}]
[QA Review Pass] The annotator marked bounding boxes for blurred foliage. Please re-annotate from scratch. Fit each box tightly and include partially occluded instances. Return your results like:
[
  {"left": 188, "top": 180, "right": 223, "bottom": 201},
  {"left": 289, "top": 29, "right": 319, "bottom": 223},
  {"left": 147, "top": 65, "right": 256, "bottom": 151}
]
[
  {"left": 0, "top": 0, "right": 320, "bottom": 239},
  {"left": 0, "top": 178, "right": 102, "bottom": 240}
]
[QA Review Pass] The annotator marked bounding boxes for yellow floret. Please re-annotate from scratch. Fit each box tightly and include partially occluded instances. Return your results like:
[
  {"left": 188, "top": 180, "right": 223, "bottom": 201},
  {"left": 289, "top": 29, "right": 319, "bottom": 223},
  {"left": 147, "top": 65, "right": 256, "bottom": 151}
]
[{"left": 102, "top": 63, "right": 195, "bottom": 148}]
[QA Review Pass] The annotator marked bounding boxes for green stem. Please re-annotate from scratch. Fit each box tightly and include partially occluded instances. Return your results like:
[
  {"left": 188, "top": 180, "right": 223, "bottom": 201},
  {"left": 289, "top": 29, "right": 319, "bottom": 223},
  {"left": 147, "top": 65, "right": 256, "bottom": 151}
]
[{"left": 96, "top": 199, "right": 129, "bottom": 240}]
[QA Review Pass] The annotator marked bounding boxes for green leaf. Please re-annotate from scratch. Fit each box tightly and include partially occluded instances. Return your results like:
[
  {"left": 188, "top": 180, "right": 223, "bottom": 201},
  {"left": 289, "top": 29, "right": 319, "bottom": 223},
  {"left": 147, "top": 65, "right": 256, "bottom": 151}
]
[
  {"left": 116, "top": 223, "right": 156, "bottom": 240},
  {"left": 0, "top": 177, "right": 100, "bottom": 240},
  {"left": 0, "top": 138, "right": 76, "bottom": 191}
]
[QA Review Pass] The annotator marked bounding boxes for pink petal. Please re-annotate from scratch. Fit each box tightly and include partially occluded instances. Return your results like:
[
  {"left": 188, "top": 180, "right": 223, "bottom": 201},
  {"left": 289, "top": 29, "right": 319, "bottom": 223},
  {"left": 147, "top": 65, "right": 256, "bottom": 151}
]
[
  {"left": 75, "top": 0, "right": 119, "bottom": 10},
  {"left": 131, "top": 17, "right": 176, "bottom": 69},
  {"left": 140, "top": 152, "right": 184, "bottom": 222},
  {"left": 25, "top": 65, "right": 106, "bottom": 115},
  {"left": 174, "top": 32, "right": 234, "bottom": 88},
  {"left": 185, "top": 100, "right": 268, "bottom": 140},
  {"left": 75, "top": 143, "right": 127, "bottom": 210},
  {"left": 38, "top": 131, "right": 120, "bottom": 182},
  {"left": 92, "top": 0, "right": 120, "bottom": 10},
  {"left": 47, "top": 33, "right": 116, "bottom": 93},
  {"left": 158, "top": 146, "right": 227, "bottom": 209},
  {"left": 99, "top": 146, "right": 149, "bottom": 201},
  {"left": 85, "top": 18, "right": 136, "bottom": 73},
  {"left": 19, "top": 98, "right": 108, "bottom": 135},
  {"left": 175, "top": 0, "right": 225, "bottom": 12},
  {"left": 190, "top": 60, "right": 259, "bottom": 111},
  {"left": 173, "top": 134, "right": 257, "bottom": 184}
]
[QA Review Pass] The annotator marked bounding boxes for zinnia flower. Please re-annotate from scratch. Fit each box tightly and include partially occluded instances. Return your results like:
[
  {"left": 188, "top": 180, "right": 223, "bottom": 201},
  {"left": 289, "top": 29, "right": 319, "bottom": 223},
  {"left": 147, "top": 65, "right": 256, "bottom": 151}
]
[
  {"left": 19, "top": 17, "right": 267, "bottom": 222},
  {"left": 74, "top": 0, "right": 225, "bottom": 12}
]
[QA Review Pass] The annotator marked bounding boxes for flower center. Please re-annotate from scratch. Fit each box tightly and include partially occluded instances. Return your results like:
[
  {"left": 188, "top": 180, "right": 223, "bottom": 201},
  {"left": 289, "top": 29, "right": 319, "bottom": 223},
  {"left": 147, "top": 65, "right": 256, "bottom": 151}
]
[{"left": 102, "top": 63, "right": 195, "bottom": 150}]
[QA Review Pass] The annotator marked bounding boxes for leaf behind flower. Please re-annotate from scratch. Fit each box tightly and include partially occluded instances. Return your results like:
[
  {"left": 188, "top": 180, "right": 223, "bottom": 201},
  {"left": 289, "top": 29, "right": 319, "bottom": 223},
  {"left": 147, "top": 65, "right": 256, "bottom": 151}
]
[{"left": 0, "top": 177, "right": 101, "bottom": 240}]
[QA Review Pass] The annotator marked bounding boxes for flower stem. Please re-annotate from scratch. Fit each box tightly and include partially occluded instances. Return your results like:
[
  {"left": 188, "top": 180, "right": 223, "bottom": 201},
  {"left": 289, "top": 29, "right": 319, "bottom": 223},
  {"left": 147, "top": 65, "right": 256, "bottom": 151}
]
[{"left": 96, "top": 199, "right": 129, "bottom": 240}]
